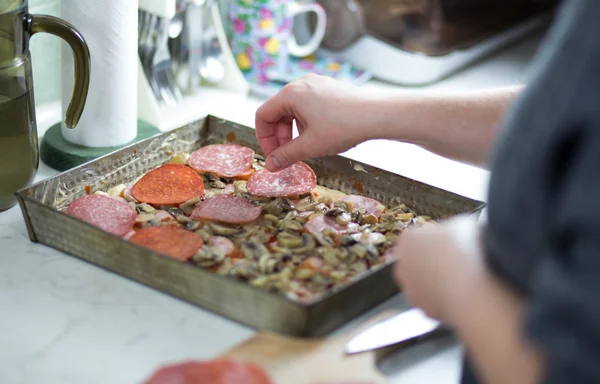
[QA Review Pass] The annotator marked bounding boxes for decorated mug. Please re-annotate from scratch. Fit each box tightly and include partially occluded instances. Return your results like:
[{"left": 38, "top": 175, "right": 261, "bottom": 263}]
[{"left": 228, "top": 0, "right": 327, "bottom": 84}]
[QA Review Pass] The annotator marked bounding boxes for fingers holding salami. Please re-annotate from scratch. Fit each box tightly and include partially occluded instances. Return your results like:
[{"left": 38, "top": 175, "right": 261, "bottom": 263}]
[{"left": 247, "top": 162, "right": 316, "bottom": 198}]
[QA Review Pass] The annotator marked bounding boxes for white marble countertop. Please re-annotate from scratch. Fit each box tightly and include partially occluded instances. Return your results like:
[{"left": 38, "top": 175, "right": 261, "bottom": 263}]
[{"left": 0, "top": 32, "right": 542, "bottom": 384}]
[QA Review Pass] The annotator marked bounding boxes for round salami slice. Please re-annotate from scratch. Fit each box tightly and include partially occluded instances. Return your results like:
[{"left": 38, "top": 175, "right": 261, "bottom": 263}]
[
  {"left": 246, "top": 162, "right": 317, "bottom": 197},
  {"left": 304, "top": 215, "right": 358, "bottom": 235},
  {"left": 131, "top": 164, "right": 205, "bottom": 206},
  {"left": 209, "top": 236, "right": 240, "bottom": 258},
  {"left": 129, "top": 226, "right": 203, "bottom": 261},
  {"left": 190, "top": 195, "right": 262, "bottom": 224},
  {"left": 65, "top": 194, "right": 136, "bottom": 237},
  {"left": 143, "top": 358, "right": 272, "bottom": 384},
  {"left": 188, "top": 144, "right": 255, "bottom": 178},
  {"left": 342, "top": 195, "right": 386, "bottom": 218}
]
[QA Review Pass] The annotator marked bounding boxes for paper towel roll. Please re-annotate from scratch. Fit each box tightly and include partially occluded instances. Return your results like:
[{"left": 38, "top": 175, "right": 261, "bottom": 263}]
[{"left": 60, "top": 0, "right": 138, "bottom": 147}]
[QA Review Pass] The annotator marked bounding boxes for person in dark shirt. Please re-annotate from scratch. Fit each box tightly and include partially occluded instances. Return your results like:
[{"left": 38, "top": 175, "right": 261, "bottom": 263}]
[{"left": 252, "top": 0, "right": 600, "bottom": 382}]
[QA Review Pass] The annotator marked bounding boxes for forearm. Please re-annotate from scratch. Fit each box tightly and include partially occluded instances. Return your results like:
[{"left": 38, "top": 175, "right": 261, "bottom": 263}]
[
  {"left": 367, "top": 85, "right": 523, "bottom": 168},
  {"left": 449, "top": 264, "right": 546, "bottom": 384}
]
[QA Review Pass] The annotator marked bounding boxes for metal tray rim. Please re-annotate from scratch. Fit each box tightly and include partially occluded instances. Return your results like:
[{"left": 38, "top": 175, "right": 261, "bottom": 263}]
[
  {"left": 16, "top": 114, "right": 487, "bottom": 307},
  {"left": 15, "top": 114, "right": 487, "bottom": 335}
]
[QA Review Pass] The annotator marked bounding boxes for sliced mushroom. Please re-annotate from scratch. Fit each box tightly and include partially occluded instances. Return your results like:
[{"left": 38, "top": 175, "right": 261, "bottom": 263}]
[{"left": 180, "top": 196, "right": 201, "bottom": 215}]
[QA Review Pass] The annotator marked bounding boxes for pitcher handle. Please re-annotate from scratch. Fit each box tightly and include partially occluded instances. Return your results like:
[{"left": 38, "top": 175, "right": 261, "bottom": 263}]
[{"left": 26, "top": 15, "right": 90, "bottom": 129}]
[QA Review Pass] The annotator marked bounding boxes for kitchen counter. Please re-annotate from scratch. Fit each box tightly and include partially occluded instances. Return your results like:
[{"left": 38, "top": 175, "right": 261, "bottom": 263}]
[{"left": 0, "top": 32, "right": 542, "bottom": 384}]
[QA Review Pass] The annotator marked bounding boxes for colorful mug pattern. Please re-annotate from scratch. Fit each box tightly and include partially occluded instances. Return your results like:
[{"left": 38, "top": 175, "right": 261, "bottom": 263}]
[
  {"left": 228, "top": 0, "right": 326, "bottom": 85},
  {"left": 247, "top": 52, "right": 372, "bottom": 99}
]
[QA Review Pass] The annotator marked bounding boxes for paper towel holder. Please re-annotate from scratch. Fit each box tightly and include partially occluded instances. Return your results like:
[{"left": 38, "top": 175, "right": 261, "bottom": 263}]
[
  {"left": 40, "top": 120, "right": 160, "bottom": 172},
  {"left": 40, "top": 0, "right": 162, "bottom": 172}
]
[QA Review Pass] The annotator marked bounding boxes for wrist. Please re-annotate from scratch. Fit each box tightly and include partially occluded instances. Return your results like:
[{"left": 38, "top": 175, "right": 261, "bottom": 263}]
[{"left": 364, "top": 92, "right": 433, "bottom": 145}]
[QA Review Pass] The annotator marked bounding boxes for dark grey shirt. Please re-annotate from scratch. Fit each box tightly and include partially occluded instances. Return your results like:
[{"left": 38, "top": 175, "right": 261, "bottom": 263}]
[{"left": 463, "top": 0, "right": 600, "bottom": 382}]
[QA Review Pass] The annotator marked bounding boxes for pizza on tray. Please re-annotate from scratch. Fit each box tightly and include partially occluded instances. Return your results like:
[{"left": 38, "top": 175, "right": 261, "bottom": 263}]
[{"left": 64, "top": 144, "right": 435, "bottom": 302}]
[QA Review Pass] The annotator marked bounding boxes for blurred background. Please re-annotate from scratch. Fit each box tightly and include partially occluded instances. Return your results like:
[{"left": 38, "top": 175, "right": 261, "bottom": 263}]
[{"left": 29, "top": 0, "right": 559, "bottom": 120}]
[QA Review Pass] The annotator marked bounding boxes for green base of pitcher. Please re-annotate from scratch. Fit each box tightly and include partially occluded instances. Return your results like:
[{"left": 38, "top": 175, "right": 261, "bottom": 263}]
[{"left": 40, "top": 120, "right": 161, "bottom": 172}]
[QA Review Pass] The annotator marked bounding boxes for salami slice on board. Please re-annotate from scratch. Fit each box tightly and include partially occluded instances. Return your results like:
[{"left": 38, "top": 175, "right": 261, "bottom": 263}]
[
  {"left": 189, "top": 144, "right": 255, "bottom": 178},
  {"left": 190, "top": 195, "right": 262, "bottom": 224},
  {"left": 129, "top": 226, "right": 204, "bottom": 261},
  {"left": 65, "top": 194, "right": 137, "bottom": 237},
  {"left": 342, "top": 195, "right": 385, "bottom": 218},
  {"left": 143, "top": 359, "right": 273, "bottom": 384},
  {"left": 246, "top": 162, "right": 317, "bottom": 197},
  {"left": 131, "top": 164, "right": 205, "bottom": 206}
]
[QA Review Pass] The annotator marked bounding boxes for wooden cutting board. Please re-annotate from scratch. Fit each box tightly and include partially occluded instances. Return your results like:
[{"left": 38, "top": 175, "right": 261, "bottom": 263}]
[{"left": 220, "top": 310, "right": 407, "bottom": 384}]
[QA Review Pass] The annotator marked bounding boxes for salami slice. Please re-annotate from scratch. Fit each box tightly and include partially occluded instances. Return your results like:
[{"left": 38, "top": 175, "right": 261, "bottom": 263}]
[
  {"left": 65, "top": 194, "right": 136, "bottom": 237},
  {"left": 246, "top": 162, "right": 317, "bottom": 197},
  {"left": 342, "top": 195, "right": 386, "bottom": 218},
  {"left": 129, "top": 226, "right": 203, "bottom": 261},
  {"left": 190, "top": 195, "right": 262, "bottom": 224},
  {"left": 131, "top": 164, "right": 205, "bottom": 206},
  {"left": 143, "top": 359, "right": 272, "bottom": 384},
  {"left": 304, "top": 215, "right": 358, "bottom": 235},
  {"left": 188, "top": 144, "right": 255, "bottom": 178}
]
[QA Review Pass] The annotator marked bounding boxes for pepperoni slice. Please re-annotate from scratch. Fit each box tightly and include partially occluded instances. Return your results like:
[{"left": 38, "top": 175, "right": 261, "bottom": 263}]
[
  {"left": 209, "top": 236, "right": 241, "bottom": 258},
  {"left": 131, "top": 164, "right": 205, "bottom": 206},
  {"left": 143, "top": 359, "right": 272, "bottom": 384},
  {"left": 304, "top": 215, "right": 358, "bottom": 235},
  {"left": 65, "top": 194, "right": 136, "bottom": 237},
  {"left": 188, "top": 144, "right": 255, "bottom": 178},
  {"left": 246, "top": 162, "right": 317, "bottom": 197},
  {"left": 342, "top": 195, "right": 386, "bottom": 218},
  {"left": 236, "top": 167, "right": 256, "bottom": 180},
  {"left": 190, "top": 195, "right": 262, "bottom": 224},
  {"left": 129, "top": 226, "right": 204, "bottom": 261}
]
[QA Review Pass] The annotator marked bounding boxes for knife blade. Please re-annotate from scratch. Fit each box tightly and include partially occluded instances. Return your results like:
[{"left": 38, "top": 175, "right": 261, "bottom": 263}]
[{"left": 345, "top": 308, "right": 446, "bottom": 355}]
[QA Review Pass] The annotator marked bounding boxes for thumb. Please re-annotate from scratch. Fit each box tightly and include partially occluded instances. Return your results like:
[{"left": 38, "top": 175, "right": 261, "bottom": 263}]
[{"left": 265, "top": 133, "right": 314, "bottom": 171}]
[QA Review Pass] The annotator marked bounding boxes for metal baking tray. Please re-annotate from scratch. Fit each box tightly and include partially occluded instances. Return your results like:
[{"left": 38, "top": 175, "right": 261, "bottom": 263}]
[{"left": 16, "top": 115, "right": 485, "bottom": 337}]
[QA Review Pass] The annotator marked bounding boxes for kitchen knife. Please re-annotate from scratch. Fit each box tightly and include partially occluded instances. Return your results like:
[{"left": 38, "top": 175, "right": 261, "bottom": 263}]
[{"left": 345, "top": 308, "right": 447, "bottom": 355}]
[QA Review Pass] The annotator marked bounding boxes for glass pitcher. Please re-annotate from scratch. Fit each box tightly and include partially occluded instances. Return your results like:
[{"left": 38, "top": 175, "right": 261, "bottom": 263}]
[{"left": 0, "top": 0, "right": 90, "bottom": 211}]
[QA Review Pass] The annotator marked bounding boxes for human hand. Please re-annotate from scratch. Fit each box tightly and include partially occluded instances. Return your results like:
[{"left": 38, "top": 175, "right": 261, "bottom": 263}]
[
  {"left": 391, "top": 215, "right": 484, "bottom": 322},
  {"left": 255, "top": 74, "right": 377, "bottom": 171}
]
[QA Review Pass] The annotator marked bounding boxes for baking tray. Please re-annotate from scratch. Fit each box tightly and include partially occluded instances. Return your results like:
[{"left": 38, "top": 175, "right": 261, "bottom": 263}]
[{"left": 16, "top": 115, "right": 486, "bottom": 337}]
